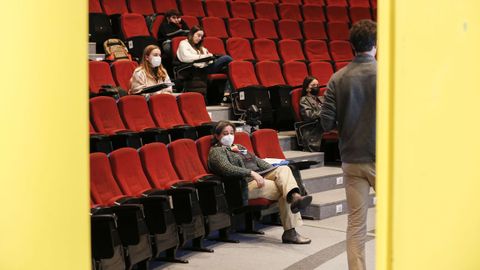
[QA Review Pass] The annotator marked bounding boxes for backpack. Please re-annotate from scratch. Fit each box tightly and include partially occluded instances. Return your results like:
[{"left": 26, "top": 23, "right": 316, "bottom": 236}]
[{"left": 103, "top": 39, "right": 132, "bottom": 62}]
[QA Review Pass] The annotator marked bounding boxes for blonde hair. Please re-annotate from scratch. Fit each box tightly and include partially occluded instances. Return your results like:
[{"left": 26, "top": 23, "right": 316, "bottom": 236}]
[{"left": 140, "top": 45, "right": 168, "bottom": 81}]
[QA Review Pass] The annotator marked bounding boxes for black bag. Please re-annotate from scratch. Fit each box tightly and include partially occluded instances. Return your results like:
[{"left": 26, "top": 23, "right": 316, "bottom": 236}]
[{"left": 296, "top": 119, "right": 323, "bottom": 152}]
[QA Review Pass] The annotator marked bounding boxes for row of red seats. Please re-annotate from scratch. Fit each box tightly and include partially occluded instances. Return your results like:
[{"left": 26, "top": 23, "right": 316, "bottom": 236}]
[
  {"left": 89, "top": 60, "right": 137, "bottom": 93},
  {"left": 152, "top": 17, "right": 368, "bottom": 41},
  {"left": 90, "top": 93, "right": 215, "bottom": 141},
  {"left": 228, "top": 60, "right": 342, "bottom": 91},
  {"left": 89, "top": 38, "right": 350, "bottom": 91},
  {"left": 171, "top": 36, "right": 354, "bottom": 63},
  {"left": 91, "top": 128, "right": 293, "bottom": 266},
  {"left": 91, "top": 139, "right": 234, "bottom": 266},
  {"left": 90, "top": 0, "right": 376, "bottom": 19}
]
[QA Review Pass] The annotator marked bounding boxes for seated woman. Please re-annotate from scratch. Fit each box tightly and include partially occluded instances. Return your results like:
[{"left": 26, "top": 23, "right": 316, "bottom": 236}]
[
  {"left": 300, "top": 76, "right": 323, "bottom": 121},
  {"left": 176, "top": 26, "right": 233, "bottom": 102},
  {"left": 129, "top": 45, "right": 173, "bottom": 98},
  {"left": 299, "top": 76, "right": 324, "bottom": 152},
  {"left": 208, "top": 121, "right": 312, "bottom": 244}
]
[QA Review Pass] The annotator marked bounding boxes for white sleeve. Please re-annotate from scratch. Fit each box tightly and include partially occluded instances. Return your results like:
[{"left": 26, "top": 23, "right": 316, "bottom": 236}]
[{"left": 176, "top": 41, "right": 200, "bottom": 63}]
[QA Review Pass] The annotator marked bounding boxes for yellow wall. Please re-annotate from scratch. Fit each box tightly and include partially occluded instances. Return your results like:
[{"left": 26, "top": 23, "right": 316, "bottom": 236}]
[
  {"left": 0, "top": 1, "right": 89, "bottom": 270},
  {"left": 377, "top": 1, "right": 480, "bottom": 269}
]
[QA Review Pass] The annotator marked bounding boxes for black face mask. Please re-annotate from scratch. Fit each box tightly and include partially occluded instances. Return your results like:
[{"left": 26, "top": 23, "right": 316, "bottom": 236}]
[{"left": 310, "top": 87, "right": 320, "bottom": 95}]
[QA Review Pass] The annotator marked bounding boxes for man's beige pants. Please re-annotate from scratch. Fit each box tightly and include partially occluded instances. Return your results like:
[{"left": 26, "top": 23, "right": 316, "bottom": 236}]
[
  {"left": 247, "top": 165, "right": 303, "bottom": 230},
  {"left": 342, "top": 162, "right": 376, "bottom": 270}
]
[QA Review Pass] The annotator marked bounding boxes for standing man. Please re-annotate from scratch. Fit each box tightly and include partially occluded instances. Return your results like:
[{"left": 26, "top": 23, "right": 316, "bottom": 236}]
[{"left": 320, "top": 20, "right": 377, "bottom": 270}]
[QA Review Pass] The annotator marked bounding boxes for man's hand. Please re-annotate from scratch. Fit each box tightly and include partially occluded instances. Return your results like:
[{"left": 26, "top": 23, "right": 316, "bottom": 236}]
[{"left": 251, "top": 171, "right": 265, "bottom": 188}]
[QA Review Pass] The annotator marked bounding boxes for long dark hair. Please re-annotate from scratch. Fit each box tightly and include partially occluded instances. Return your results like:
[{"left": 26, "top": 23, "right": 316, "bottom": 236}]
[
  {"left": 187, "top": 25, "right": 206, "bottom": 54},
  {"left": 301, "top": 76, "right": 317, "bottom": 96},
  {"left": 211, "top": 120, "right": 236, "bottom": 146}
]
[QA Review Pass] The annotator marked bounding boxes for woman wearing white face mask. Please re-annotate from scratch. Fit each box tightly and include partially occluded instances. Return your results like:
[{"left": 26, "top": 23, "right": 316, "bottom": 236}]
[
  {"left": 129, "top": 45, "right": 173, "bottom": 97},
  {"left": 208, "top": 121, "right": 312, "bottom": 244}
]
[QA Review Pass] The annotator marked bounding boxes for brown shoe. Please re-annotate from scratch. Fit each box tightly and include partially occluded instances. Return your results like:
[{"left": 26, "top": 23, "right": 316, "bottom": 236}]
[
  {"left": 290, "top": 195, "right": 312, "bottom": 214},
  {"left": 282, "top": 228, "right": 311, "bottom": 244}
]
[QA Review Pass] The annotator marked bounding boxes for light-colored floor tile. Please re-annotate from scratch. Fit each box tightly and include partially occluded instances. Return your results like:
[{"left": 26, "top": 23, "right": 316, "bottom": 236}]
[{"left": 152, "top": 209, "right": 376, "bottom": 270}]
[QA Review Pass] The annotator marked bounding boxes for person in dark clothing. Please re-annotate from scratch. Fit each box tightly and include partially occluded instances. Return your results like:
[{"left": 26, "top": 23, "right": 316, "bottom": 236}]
[
  {"left": 298, "top": 76, "right": 324, "bottom": 152},
  {"left": 157, "top": 9, "right": 189, "bottom": 52},
  {"left": 157, "top": 9, "right": 189, "bottom": 75},
  {"left": 320, "top": 19, "right": 377, "bottom": 270}
]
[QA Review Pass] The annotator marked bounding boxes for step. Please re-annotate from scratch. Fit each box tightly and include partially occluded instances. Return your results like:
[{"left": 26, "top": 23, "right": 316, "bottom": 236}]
[
  {"left": 284, "top": 150, "right": 324, "bottom": 167},
  {"left": 207, "top": 105, "right": 233, "bottom": 122},
  {"left": 89, "top": 42, "right": 96, "bottom": 54},
  {"left": 89, "top": 54, "right": 105, "bottom": 61},
  {"left": 301, "top": 188, "right": 376, "bottom": 220},
  {"left": 278, "top": 130, "right": 298, "bottom": 151},
  {"left": 300, "top": 166, "right": 344, "bottom": 194}
]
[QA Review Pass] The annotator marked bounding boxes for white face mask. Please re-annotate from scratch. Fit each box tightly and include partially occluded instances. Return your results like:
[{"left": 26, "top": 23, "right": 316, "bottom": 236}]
[
  {"left": 220, "top": 134, "right": 234, "bottom": 147},
  {"left": 149, "top": 56, "right": 162, "bottom": 67}
]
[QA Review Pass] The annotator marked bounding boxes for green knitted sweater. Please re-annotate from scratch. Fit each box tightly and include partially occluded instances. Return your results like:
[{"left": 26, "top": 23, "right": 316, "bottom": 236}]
[{"left": 208, "top": 144, "right": 272, "bottom": 181}]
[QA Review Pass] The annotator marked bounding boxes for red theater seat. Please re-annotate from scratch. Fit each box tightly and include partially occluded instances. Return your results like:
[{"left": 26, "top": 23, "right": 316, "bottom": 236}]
[
  {"left": 89, "top": 61, "right": 117, "bottom": 94},
  {"left": 278, "top": 39, "right": 306, "bottom": 62},
  {"left": 278, "top": 3, "right": 303, "bottom": 21},
  {"left": 256, "top": 61, "right": 286, "bottom": 87},
  {"left": 326, "top": 6, "right": 349, "bottom": 22},
  {"left": 226, "top": 37, "right": 255, "bottom": 61},
  {"left": 228, "top": 18, "right": 254, "bottom": 39},
  {"left": 177, "top": 92, "right": 217, "bottom": 137},
  {"left": 153, "top": 0, "right": 178, "bottom": 14},
  {"left": 253, "top": 19, "right": 279, "bottom": 40},
  {"left": 329, "top": 40, "right": 354, "bottom": 62},
  {"left": 253, "top": 39, "right": 280, "bottom": 62},
  {"left": 251, "top": 129, "right": 286, "bottom": 159},
  {"left": 229, "top": 1, "right": 255, "bottom": 20},
  {"left": 309, "top": 61, "right": 334, "bottom": 86},
  {"left": 102, "top": 0, "right": 129, "bottom": 16},
  {"left": 205, "top": 0, "right": 230, "bottom": 18},
  {"left": 302, "top": 4, "right": 326, "bottom": 21},
  {"left": 327, "top": 22, "right": 350, "bottom": 40},
  {"left": 283, "top": 61, "right": 309, "bottom": 87},
  {"left": 253, "top": 2, "right": 279, "bottom": 21},
  {"left": 181, "top": 15, "right": 200, "bottom": 29},
  {"left": 110, "top": 60, "right": 138, "bottom": 91},
  {"left": 349, "top": 7, "right": 372, "bottom": 23},
  {"left": 202, "top": 17, "right": 229, "bottom": 39},
  {"left": 203, "top": 37, "right": 227, "bottom": 56},
  {"left": 304, "top": 40, "right": 331, "bottom": 62},
  {"left": 127, "top": 0, "right": 154, "bottom": 15},
  {"left": 89, "top": 0, "right": 103, "bottom": 13},
  {"left": 303, "top": 21, "right": 328, "bottom": 40},
  {"left": 278, "top": 19, "right": 303, "bottom": 40},
  {"left": 180, "top": 0, "right": 205, "bottom": 17},
  {"left": 120, "top": 13, "right": 157, "bottom": 59}
]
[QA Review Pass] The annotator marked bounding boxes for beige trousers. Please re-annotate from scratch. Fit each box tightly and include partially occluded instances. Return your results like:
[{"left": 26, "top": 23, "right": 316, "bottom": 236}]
[
  {"left": 247, "top": 165, "right": 303, "bottom": 230},
  {"left": 342, "top": 162, "right": 376, "bottom": 270}
]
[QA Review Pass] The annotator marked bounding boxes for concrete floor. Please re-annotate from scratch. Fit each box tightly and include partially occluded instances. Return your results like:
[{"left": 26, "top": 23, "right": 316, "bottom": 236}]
[{"left": 151, "top": 208, "right": 376, "bottom": 270}]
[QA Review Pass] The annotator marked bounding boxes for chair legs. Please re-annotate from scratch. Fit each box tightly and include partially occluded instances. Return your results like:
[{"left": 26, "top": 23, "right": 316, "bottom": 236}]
[{"left": 185, "top": 236, "right": 214, "bottom": 253}]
